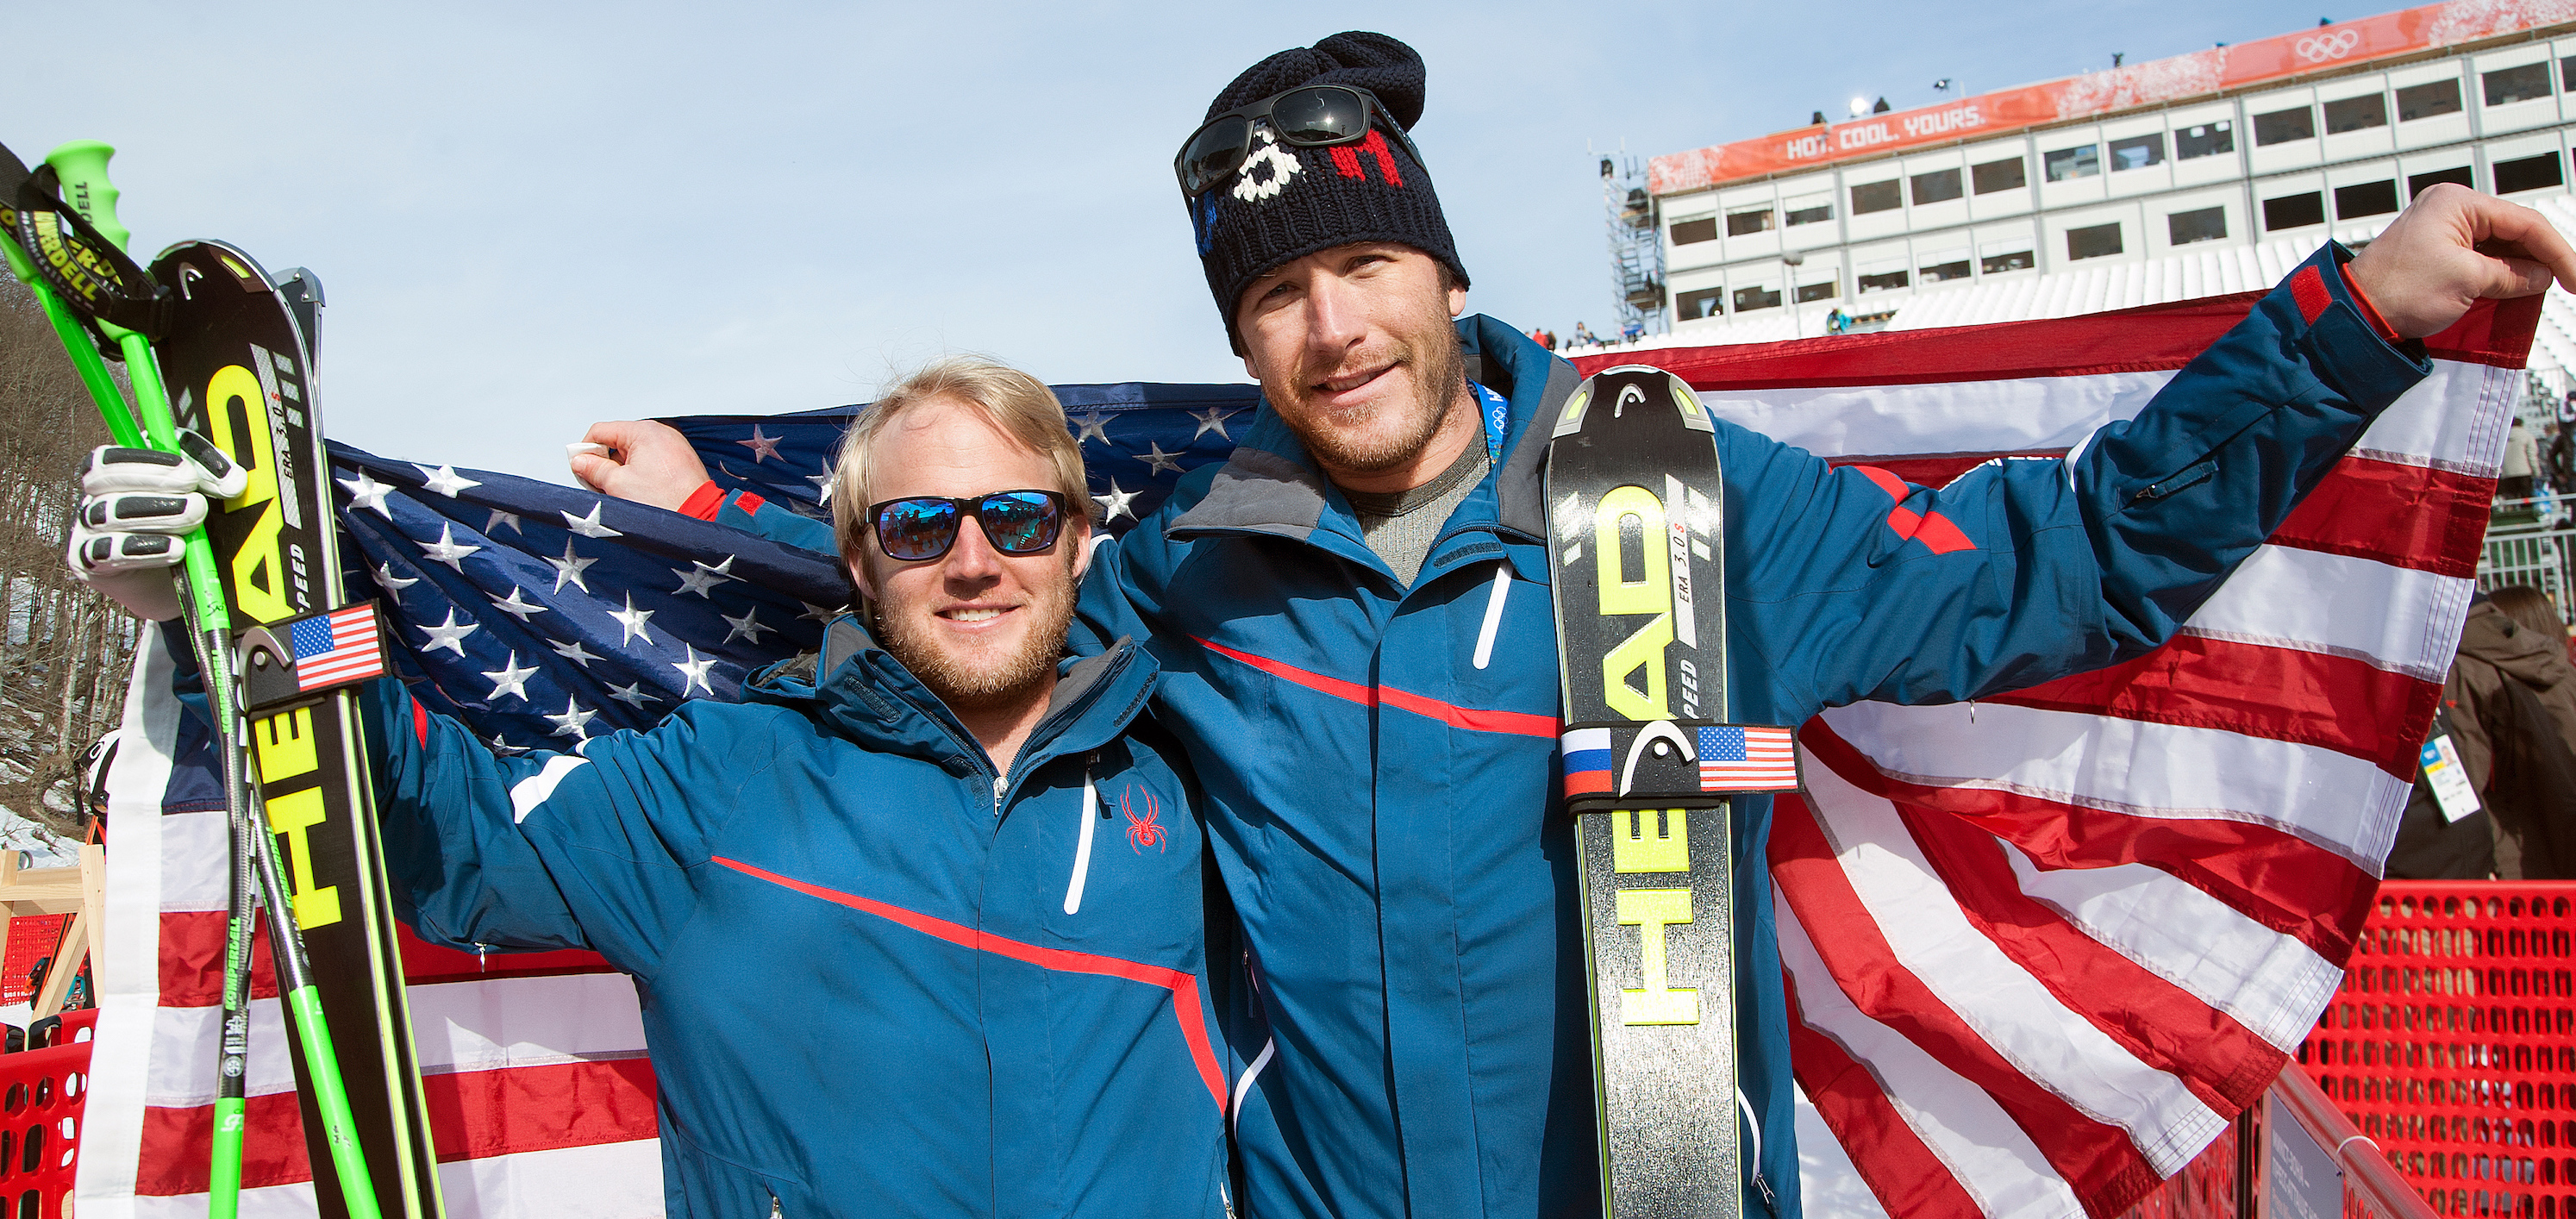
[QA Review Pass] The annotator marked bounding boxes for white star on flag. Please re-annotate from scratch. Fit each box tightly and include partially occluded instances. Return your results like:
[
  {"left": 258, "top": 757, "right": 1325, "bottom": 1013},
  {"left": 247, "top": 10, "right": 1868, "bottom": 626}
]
[
  {"left": 485, "top": 509, "right": 523, "bottom": 534},
  {"left": 416, "top": 464, "right": 483, "bottom": 498},
  {"left": 608, "top": 593, "right": 656, "bottom": 647},
  {"left": 422, "top": 523, "right": 480, "bottom": 572},
  {"left": 488, "top": 587, "right": 547, "bottom": 622},
  {"left": 339, "top": 470, "right": 395, "bottom": 517},
  {"left": 562, "top": 503, "right": 624, "bottom": 539},
  {"left": 548, "top": 541, "right": 598, "bottom": 593},
  {"left": 485, "top": 734, "right": 531, "bottom": 758},
  {"left": 800, "top": 602, "right": 841, "bottom": 624},
  {"left": 603, "top": 681, "right": 656, "bottom": 709},
  {"left": 738, "top": 425, "right": 784, "bottom": 462},
  {"left": 480, "top": 651, "right": 539, "bottom": 702},
  {"left": 1191, "top": 406, "right": 1239, "bottom": 441},
  {"left": 722, "top": 607, "right": 773, "bottom": 646},
  {"left": 417, "top": 609, "right": 478, "bottom": 657},
  {"left": 1141, "top": 442, "right": 1185, "bottom": 475},
  {"left": 672, "top": 556, "right": 737, "bottom": 598},
  {"left": 373, "top": 562, "right": 418, "bottom": 593},
  {"left": 548, "top": 639, "right": 602, "bottom": 668},
  {"left": 672, "top": 646, "right": 717, "bottom": 697},
  {"left": 1093, "top": 479, "right": 1139, "bottom": 523},
  {"left": 1072, "top": 412, "right": 1113, "bottom": 446},
  {"left": 543, "top": 697, "right": 597, "bottom": 741}
]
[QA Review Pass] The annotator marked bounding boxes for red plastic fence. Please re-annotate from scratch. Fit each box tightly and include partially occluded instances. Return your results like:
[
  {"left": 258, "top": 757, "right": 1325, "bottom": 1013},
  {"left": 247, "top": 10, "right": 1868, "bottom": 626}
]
[
  {"left": 0, "top": 1008, "right": 96, "bottom": 1219},
  {"left": 0, "top": 918, "right": 68, "bottom": 1007},
  {"left": 2298, "top": 883, "right": 2576, "bottom": 1217}
]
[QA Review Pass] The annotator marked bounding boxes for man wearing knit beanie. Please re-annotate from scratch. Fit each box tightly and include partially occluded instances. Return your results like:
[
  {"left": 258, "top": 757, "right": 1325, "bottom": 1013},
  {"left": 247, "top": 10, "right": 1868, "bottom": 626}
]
[{"left": 1066, "top": 28, "right": 2576, "bottom": 1219}]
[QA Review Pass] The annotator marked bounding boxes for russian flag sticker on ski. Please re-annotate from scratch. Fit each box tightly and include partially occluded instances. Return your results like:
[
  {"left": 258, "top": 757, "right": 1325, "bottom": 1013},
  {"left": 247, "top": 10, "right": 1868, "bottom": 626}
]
[
  {"left": 1562, "top": 728, "right": 1613, "bottom": 797},
  {"left": 293, "top": 604, "right": 387, "bottom": 691},
  {"left": 1698, "top": 725, "right": 1798, "bottom": 791}
]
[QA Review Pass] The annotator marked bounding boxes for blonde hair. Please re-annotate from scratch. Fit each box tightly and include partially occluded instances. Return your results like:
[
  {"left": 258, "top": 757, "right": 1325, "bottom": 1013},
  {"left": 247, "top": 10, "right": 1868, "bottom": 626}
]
[{"left": 828, "top": 357, "right": 1096, "bottom": 571}]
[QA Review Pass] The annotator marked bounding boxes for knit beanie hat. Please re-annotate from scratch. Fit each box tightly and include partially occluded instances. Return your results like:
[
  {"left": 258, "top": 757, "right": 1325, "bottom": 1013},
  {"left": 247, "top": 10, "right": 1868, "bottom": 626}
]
[{"left": 1188, "top": 31, "right": 1470, "bottom": 353}]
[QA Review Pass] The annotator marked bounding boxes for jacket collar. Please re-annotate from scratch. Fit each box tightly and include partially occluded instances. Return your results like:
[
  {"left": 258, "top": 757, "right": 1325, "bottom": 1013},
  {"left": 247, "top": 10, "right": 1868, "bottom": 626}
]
[
  {"left": 1169, "top": 315, "right": 1572, "bottom": 545},
  {"left": 746, "top": 614, "right": 1154, "bottom": 775}
]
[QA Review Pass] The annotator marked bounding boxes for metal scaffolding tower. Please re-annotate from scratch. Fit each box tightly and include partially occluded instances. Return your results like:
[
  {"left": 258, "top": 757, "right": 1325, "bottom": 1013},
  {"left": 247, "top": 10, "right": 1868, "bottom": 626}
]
[{"left": 1599, "top": 151, "right": 1666, "bottom": 341}]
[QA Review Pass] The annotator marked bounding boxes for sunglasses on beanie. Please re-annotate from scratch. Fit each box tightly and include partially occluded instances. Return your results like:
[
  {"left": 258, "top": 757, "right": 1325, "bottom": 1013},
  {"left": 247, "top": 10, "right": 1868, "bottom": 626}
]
[
  {"left": 1173, "top": 84, "right": 1430, "bottom": 199},
  {"left": 867, "top": 491, "right": 1072, "bottom": 562}
]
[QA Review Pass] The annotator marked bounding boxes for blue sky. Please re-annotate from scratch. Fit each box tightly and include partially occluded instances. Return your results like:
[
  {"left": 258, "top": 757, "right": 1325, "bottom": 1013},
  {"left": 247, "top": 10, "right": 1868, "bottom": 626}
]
[{"left": 8, "top": 0, "right": 2360, "bottom": 480}]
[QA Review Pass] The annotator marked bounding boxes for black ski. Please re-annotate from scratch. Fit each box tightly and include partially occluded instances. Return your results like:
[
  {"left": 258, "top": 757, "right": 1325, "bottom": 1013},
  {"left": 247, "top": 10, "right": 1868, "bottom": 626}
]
[
  {"left": 149, "top": 240, "right": 443, "bottom": 1219},
  {"left": 1547, "top": 365, "right": 1798, "bottom": 1217}
]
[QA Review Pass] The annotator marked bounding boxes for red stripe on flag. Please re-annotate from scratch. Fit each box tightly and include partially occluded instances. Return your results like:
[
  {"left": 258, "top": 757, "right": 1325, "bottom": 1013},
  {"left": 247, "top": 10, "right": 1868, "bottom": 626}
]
[
  {"left": 160, "top": 911, "right": 619, "bottom": 1008},
  {"left": 1193, "top": 637, "right": 1557, "bottom": 739},
  {"left": 1782, "top": 966, "right": 1989, "bottom": 1219},
  {"left": 1797, "top": 723, "right": 2375, "bottom": 961},
  {"left": 135, "top": 1060, "right": 657, "bottom": 1195},
  {"left": 710, "top": 856, "right": 1229, "bottom": 1115},
  {"left": 1982, "top": 634, "right": 2441, "bottom": 779},
  {"left": 1769, "top": 798, "right": 2163, "bottom": 1212},
  {"left": 1884, "top": 799, "right": 2289, "bottom": 1110},
  {"left": 2268, "top": 456, "right": 2494, "bottom": 577}
]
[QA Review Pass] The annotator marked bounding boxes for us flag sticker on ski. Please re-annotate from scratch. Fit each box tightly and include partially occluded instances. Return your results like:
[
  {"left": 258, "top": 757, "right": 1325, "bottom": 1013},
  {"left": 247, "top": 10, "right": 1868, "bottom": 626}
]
[
  {"left": 1698, "top": 725, "right": 1798, "bottom": 791},
  {"left": 293, "top": 604, "right": 386, "bottom": 691}
]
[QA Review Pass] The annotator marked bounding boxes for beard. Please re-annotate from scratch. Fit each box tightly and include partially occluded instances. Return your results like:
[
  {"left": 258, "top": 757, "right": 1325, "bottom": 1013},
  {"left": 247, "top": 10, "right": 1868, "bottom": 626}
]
[
  {"left": 1272, "top": 311, "right": 1471, "bottom": 477},
  {"left": 871, "top": 548, "right": 1079, "bottom": 713}
]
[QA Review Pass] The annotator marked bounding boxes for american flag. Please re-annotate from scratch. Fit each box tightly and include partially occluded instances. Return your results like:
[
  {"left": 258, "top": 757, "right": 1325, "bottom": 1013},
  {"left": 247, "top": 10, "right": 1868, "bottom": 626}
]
[
  {"left": 290, "top": 605, "right": 386, "bottom": 691},
  {"left": 1575, "top": 292, "right": 2530, "bottom": 1219},
  {"left": 1698, "top": 724, "right": 1798, "bottom": 792},
  {"left": 83, "top": 290, "right": 2523, "bottom": 1217}
]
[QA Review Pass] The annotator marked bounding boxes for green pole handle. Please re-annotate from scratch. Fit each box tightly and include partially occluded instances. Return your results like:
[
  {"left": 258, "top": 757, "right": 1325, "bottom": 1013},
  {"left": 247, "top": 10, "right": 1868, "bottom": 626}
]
[{"left": 41, "top": 141, "right": 128, "bottom": 253}]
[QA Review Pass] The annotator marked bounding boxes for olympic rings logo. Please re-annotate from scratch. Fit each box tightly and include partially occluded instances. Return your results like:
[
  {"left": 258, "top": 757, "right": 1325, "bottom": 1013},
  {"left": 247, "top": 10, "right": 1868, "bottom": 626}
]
[{"left": 2296, "top": 29, "right": 2362, "bottom": 63}]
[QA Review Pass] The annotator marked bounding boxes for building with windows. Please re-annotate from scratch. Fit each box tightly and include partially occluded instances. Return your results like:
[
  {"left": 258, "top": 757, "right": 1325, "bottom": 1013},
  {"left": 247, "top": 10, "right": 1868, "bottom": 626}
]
[{"left": 1638, "top": 2, "right": 2576, "bottom": 344}]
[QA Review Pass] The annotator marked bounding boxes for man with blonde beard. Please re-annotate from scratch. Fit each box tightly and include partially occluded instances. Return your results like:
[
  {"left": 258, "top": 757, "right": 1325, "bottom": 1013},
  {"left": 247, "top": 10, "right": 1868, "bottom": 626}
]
[{"left": 71, "top": 358, "right": 1240, "bottom": 1219}]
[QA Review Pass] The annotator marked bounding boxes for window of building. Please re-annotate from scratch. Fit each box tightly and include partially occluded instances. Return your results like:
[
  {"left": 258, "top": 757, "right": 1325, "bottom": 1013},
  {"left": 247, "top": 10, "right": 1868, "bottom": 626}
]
[
  {"left": 2065, "top": 222, "right": 2123, "bottom": 260},
  {"left": 1918, "top": 256, "right": 1972, "bottom": 283},
  {"left": 2334, "top": 179, "right": 2400, "bottom": 219},
  {"left": 1980, "top": 249, "right": 2035, "bottom": 274},
  {"left": 2253, "top": 106, "right": 2316, "bottom": 146},
  {"left": 2396, "top": 78, "right": 2462, "bottom": 121},
  {"left": 2175, "top": 122, "right": 2235, "bottom": 160},
  {"left": 2109, "top": 134, "right": 2166, "bottom": 172},
  {"left": 1795, "top": 280, "right": 1838, "bottom": 303},
  {"left": 1850, "top": 179, "right": 1903, "bottom": 215},
  {"left": 1670, "top": 216, "right": 1718, "bottom": 245},
  {"left": 2484, "top": 61, "right": 2554, "bottom": 107},
  {"left": 1674, "top": 287, "right": 1723, "bottom": 320},
  {"left": 2493, "top": 151, "right": 2565, "bottom": 194},
  {"left": 1971, "top": 156, "right": 2026, "bottom": 193},
  {"left": 2043, "top": 145, "right": 2100, "bottom": 182},
  {"left": 2167, "top": 206, "right": 2228, "bottom": 246},
  {"left": 1732, "top": 284, "right": 1782, "bottom": 312},
  {"left": 1724, "top": 208, "right": 1774, "bottom": 236},
  {"left": 1784, "top": 193, "right": 1834, "bottom": 226},
  {"left": 2566, "top": 56, "right": 2576, "bottom": 93},
  {"left": 2408, "top": 166, "right": 2475, "bottom": 197},
  {"left": 2321, "top": 94, "right": 2388, "bottom": 134},
  {"left": 1856, "top": 268, "right": 1910, "bottom": 293},
  {"left": 1910, "top": 168, "right": 1964, "bottom": 205},
  {"left": 2262, "top": 191, "right": 2325, "bottom": 230}
]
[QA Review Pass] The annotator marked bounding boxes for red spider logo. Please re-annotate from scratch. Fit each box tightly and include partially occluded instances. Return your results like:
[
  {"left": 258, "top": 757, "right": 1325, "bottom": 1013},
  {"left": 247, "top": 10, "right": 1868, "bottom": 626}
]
[{"left": 1122, "top": 787, "right": 1167, "bottom": 853}]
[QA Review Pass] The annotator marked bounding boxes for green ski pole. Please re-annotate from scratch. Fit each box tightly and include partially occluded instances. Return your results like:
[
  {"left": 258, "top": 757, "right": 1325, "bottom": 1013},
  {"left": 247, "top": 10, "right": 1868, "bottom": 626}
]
[
  {"left": 41, "top": 141, "right": 385, "bottom": 1219},
  {"left": 0, "top": 233, "right": 141, "bottom": 447}
]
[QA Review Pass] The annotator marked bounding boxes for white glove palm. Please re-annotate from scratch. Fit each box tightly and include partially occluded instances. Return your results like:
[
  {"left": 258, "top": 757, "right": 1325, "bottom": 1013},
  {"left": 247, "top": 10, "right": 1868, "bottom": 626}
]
[{"left": 68, "top": 436, "right": 249, "bottom": 622}]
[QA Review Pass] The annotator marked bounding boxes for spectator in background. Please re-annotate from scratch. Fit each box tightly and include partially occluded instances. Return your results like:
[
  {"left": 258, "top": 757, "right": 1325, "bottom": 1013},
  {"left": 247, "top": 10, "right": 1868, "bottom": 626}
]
[
  {"left": 2500, "top": 416, "right": 2539, "bottom": 503},
  {"left": 2388, "top": 585, "right": 2576, "bottom": 878},
  {"left": 1571, "top": 321, "right": 1597, "bottom": 347},
  {"left": 2548, "top": 419, "right": 2574, "bottom": 498}
]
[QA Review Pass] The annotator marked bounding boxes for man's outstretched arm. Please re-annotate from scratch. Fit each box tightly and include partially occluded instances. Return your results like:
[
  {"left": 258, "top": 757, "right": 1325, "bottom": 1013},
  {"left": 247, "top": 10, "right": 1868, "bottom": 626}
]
[{"left": 572, "top": 418, "right": 839, "bottom": 553}]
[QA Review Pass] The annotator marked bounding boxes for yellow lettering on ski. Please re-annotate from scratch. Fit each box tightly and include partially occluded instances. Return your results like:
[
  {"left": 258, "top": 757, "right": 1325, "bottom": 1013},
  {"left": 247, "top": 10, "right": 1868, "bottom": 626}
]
[
  {"left": 1616, "top": 888, "right": 1698, "bottom": 1025},
  {"left": 201, "top": 363, "right": 292, "bottom": 624}
]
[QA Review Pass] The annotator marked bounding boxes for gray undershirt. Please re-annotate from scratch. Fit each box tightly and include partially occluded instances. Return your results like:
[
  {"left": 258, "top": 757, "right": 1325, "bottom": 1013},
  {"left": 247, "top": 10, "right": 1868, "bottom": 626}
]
[{"left": 1341, "top": 440, "right": 1490, "bottom": 587}]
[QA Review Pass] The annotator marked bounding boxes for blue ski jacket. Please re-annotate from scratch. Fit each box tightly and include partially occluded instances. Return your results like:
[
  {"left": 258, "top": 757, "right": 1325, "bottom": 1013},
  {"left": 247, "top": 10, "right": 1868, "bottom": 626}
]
[
  {"left": 1056, "top": 244, "right": 2429, "bottom": 1219},
  {"left": 360, "top": 618, "right": 1240, "bottom": 1218}
]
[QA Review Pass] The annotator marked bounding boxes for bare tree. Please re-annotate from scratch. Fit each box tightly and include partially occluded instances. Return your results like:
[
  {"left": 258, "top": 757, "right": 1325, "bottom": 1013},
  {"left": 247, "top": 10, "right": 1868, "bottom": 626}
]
[{"left": 0, "top": 274, "right": 134, "bottom": 834}]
